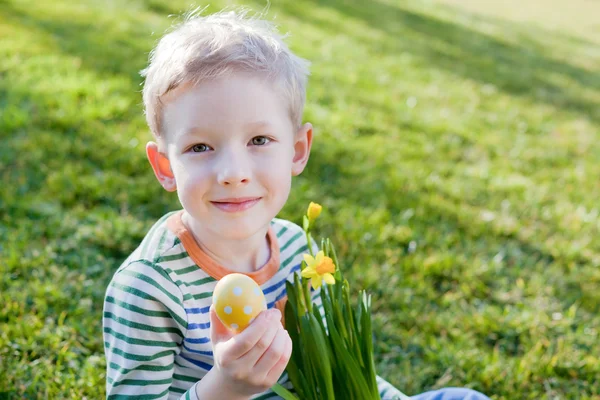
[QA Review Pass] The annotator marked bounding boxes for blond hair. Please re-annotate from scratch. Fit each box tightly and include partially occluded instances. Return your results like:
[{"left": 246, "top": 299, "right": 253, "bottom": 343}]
[{"left": 140, "top": 7, "right": 310, "bottom": 139}]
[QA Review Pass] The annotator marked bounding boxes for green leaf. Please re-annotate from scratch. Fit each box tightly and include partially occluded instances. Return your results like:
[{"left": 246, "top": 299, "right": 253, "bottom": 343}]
[
  {"left": 299, "top": 315, "right": 326, "bottom": 398},
  {"left": 306, "top": 312, "right": 335, "bottom": 399},
  {"left": 325, "top": 310, "right": 374, "bottom": 398},
  {"left": 293, "top": 273, "right": 306, "bottom": 317},
  {"left": 271, "top": 383, "right": 299, "bottom": 400},
  {"left": 303, "top": 215, "right": 309, "bottom": 231},
  {"left": 285, "top": 280, "right": 299, "bottom": 316}
]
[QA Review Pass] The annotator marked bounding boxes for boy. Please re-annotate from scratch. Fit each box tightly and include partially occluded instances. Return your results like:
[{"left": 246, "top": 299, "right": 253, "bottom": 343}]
[{"left": 103, "top": 8, "right": 489, "bottom": 400}]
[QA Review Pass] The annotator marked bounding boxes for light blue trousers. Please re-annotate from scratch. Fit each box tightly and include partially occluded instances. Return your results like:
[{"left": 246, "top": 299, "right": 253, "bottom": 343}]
[{"left": 410, "top": 388, "right": 490, "bottom": 400}]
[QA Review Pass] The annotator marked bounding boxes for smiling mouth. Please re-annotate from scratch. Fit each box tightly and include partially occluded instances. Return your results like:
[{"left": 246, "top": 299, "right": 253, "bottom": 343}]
[{"left": 210, "top": 198, "right": 262, "bottom": 212}]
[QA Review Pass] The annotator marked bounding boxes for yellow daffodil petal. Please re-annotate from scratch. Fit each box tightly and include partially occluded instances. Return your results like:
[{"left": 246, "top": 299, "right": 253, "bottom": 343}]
[
  {"left": 303, "top": 253, "right": 315, "bottom": 265},
  {"left": 301, "top": 266, "right": 317, "bottom": 278},
  {"left": 314, "top": 251, "right": 324, "bottom": 264},
  {"left": 311, "top": 275, "right": 323, "bottom": 289},
  {"left": 323, "top": 273, "right": 335, "bottom": 285}
]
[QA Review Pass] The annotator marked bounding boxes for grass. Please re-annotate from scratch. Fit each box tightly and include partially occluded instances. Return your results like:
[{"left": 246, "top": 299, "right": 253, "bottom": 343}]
[{"left": 1, "top": 0, "right": 599, "bottom": 398}]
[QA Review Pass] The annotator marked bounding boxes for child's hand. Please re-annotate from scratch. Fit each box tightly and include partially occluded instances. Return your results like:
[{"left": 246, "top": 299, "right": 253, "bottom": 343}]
[{"left": 209, "top": 306, "right": 292, "bottom": 398}]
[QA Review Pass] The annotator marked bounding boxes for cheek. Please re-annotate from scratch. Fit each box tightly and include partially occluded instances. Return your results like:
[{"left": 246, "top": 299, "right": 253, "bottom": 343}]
[
  {"left": 261, "top": 152, "right": 293, "bottom": 193},
  {"left": 173, "top": 162, "right": 211, "bottom": 196},
  {"left": 267, "top": 168, "right": 292, "bottom": 203}
]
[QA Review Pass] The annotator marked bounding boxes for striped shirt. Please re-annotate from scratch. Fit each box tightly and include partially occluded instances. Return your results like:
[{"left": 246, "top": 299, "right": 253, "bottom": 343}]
[{"left": 103, "top": 210, "right": 408, "bottom": 399}]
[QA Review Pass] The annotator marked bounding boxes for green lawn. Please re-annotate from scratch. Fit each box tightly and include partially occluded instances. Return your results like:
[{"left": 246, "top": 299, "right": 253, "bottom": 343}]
[{"left": 1, "top": 0, "right": 599, "bottom": 398}]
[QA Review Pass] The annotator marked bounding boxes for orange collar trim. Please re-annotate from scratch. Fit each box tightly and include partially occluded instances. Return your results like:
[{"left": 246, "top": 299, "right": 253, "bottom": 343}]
[{"left": 166, "top": 210, "right": 280, "bottom": 285}]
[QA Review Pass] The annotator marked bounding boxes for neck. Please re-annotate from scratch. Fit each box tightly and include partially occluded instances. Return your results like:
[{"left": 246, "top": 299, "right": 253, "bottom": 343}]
[{"left": 181, "top": 211, "right": 271, "bottom": 273}]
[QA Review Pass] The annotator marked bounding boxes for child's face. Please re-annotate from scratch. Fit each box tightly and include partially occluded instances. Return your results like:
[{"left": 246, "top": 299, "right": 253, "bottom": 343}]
[{"left": 149, "top": 73, "right": 312, "bottom": 239}]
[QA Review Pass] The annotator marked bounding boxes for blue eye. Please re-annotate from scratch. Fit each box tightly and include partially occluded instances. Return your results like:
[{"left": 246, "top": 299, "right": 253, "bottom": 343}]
[
  {"left": 191, "top": 144, "right": 210, "bottom": 153},
  {"left": 251, "top": 136, "right": 271, "bottom": 146}
]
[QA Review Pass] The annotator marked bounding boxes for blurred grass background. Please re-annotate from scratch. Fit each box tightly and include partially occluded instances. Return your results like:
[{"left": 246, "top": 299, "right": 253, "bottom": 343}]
[{"left": 1, "top": 0, "right": 599, "bottom": 398}]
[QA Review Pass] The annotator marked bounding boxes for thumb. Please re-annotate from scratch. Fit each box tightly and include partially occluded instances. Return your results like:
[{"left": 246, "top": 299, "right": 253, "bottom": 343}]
[{"left": 209, "top": 305, "right": 233, "bottom": 344}]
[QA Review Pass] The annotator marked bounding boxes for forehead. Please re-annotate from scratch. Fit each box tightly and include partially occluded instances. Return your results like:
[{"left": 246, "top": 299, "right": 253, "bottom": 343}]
[{"left": 161, "top": 74, "right": 293, "bottom": 139}]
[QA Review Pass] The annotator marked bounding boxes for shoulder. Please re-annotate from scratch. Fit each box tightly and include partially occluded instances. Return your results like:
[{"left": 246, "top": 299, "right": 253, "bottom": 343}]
[
  {"left": 107, "top": 211, "right": 188, "bottom": 305},
  {"left": 271, "top": 217, "right": 304, "bottom": 241},
  {"left": 271, "top": 218, "right": 308, "bottom": 253},
  {"left": 104, "top": 258, "right": 188, "bottom": 333},
  {"left": 118, "top": 211, "right": 181, "bottom": 269},
  {"left": 108, "top": 259, "right": 183, "bottom": 304},
  {"left": 270, "top": 218, "right": 313, "bottom": 276}
]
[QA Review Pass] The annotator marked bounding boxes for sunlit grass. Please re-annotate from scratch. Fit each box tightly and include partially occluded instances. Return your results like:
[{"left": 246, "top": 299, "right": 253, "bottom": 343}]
[{"left": 1, "top": 0, "right": 599, "bottom": 398}]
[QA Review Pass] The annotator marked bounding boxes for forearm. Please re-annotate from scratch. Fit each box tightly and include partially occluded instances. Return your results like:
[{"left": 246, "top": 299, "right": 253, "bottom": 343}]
[{"left": 194, "top": 368, "right": 250, "bottom": 400}]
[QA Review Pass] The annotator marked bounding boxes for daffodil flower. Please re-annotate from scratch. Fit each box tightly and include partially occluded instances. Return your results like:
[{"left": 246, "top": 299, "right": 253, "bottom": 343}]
[
  {"left": 301, "top": 250, "right": 336, "bottom": 289},
  {"left": 307, "top": 202, "right": 322, "bottom": 223}
]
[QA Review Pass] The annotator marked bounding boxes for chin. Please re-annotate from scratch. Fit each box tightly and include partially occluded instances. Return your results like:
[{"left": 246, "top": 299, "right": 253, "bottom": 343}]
[{"left": 212, "top": 218, "right": 270, "bottom": 240}]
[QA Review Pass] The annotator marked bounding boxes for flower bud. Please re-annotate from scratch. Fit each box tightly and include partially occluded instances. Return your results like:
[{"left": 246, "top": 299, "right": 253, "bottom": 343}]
[{"left": 307, "top": 202, "right": 322, "bottom": 223}]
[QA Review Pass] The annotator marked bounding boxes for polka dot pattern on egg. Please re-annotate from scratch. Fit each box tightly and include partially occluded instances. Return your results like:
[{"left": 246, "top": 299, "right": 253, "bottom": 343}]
[{"left": 212, "top": 273, "right": 267, "bottom": 333}]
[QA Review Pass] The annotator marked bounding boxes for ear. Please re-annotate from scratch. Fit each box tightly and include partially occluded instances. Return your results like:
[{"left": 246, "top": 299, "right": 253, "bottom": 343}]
[
  {"left": 291, "top": 123, "right": 313, "bottom": 176},
  {"left": 146, "top": 141, "right": 177, "bottom": 192}
]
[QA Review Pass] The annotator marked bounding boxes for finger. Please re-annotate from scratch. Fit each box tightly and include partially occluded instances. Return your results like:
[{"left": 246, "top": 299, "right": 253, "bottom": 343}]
[
  {"left": 225, "top": 309, "right": 280, "bottom": 359},
  {"left": 235, "top": 313, "right": 281, "bottom": 367},
  {"left": 264, "top": 331, "right": 292, "bottom": 384},
  {"left": 209, "top": 305, "right": 233, "bottom": 345},
  {"left": 253, "top": 327, "right": 289, "bottom": 378}
]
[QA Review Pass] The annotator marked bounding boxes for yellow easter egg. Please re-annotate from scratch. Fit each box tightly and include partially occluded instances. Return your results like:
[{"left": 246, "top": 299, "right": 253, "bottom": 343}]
[{"left": 213, "top": 273, "right": 267, "bottom": 332}]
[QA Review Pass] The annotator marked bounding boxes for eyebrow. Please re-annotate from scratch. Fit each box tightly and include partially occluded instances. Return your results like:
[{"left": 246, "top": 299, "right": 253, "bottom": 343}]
[
  {"left": 244, "top": 121, "right": 272, "bottom": 130},
  {"left": 182, "top": 121, "right": 273, "bottom": 137}
]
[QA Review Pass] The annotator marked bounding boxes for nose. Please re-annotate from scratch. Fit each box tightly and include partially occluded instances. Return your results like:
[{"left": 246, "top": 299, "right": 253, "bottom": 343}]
[{"left": 215, "top": 150, "right": 251, "bottom": 187}]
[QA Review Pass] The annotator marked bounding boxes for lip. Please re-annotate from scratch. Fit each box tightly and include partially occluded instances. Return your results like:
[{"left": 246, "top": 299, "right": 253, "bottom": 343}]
[{"left": 210, "top": 197, "right": 262, "bottom": 213}]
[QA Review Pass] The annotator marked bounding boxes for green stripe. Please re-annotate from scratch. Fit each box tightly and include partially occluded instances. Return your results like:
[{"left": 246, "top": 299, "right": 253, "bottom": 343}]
[
  {"left": 108, "top": 388, "right": 170, "bottom": 400},
  {"left": 190, "top": 276, "right": 215, "bottom": 286},
  {"left": 119, "top": 269, "right": 183, "bottom": 308},
  {"left": 276, "top": 226, "right": 289, "bottom": 238},
  {"left": 174, "top": 265, "right": 199, "bottom": 275},
  {"left": 104, "top": 312, "right": 184, "bottom": 339},
  {"left": 108, "top": 362, "right": 173, "bottom": 375},
  {"left": 109, "top": 282, "right": 187, "bottom": 328},
  {"left": 113, "top": 378, "right": 172, "bottom": 387},
  {"left": 173, "top": 373, "right": 198, "bottom": 383},
  {"left": 105, "top": 296, "right": 171, "bottom": 318},
  {"left": 170, "top": 386, "right": 186, "bottom": 394},
  {"left": 185, "top": 389, "right": 192, "bottom": 400},
  {"left": 106, "top": 343, "right": 173, "bottom": 362},
  {"left": 140, "top": 215, "right": 167, "bottom": 260},
  {"left": 156, "top": 252, "right": 189, "bottom": 263},
  {"left": 159, "top": 266, "right": 214, "bottom": 290},
  {"left": 192, "top": 291, "right": 212, "bottom": 300},
  {"left": 174, "top": 359, "right": 190, "bottom": 370},
  {"left": 280, "top": 244, "right": 308, "bottom": 269},
  {"left": 151, "top": 265, "right": 186, "bottom": 290},
  {"left": 104, "top": 327, "right": 178, "bottom": 348},
  {"left": 135, "top": 261, "right": 192, "bottom": 318},
  {"left": 152, "top": 230, "right": 168, "bottom": 262},
  {"left": 280, "top": 232, "right": 303, "bottom": 253}
]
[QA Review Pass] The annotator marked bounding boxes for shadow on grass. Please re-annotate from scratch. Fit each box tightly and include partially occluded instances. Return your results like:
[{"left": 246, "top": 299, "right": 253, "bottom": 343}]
[
  {"left": 0, "top": 3, "right": 150, "bottom": 82},
  {"left": 2, "top": 0, "right": 592, "bottom": 300},
  {"left": 264, "top": 0, "right": 599, "bottom": 123}
]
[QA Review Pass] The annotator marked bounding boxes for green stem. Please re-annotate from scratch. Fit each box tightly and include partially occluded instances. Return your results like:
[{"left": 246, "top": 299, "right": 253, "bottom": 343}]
[
  {"left": 305, "top": 229, "right": 315, "bottom": 257},
  {"left": 303, "top": 277, "right": 313, "bottom": 313}
]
